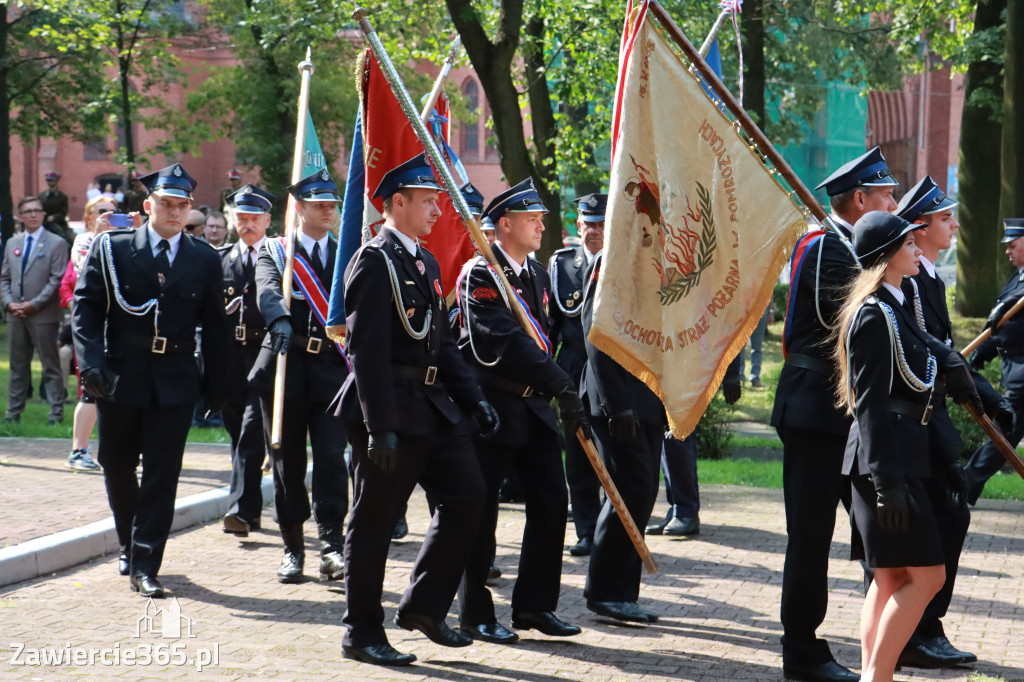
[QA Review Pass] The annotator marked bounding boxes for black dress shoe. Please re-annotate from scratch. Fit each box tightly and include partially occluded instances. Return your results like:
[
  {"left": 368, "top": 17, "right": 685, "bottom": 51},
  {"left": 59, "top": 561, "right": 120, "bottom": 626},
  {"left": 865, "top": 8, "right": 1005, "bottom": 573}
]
[
  {"left": 341, "top": 643, "right": 416, "bottom": 666},
  {"left": 460, "top": 622, "right": 520, "bottom": 644},
  {"left": 250, "top": 518, "right": 261, "bottom": 531},
  {"left": 663, "top": 516, "right": 699, "bottom": 536},
  {"left": 646, "top": 509, "right": 671, "bottom": 535},
  {"left": 129, "top": 574, "right": 166, "bottom": 598},
  {"left": 487, "top": 565, "right": 502, "bottom": 581},
  {"left": 392, "top": 516, "right": 408, "bottom": 540},
  {"left": 569, "top": 536, "right": 593, "bottom": 556},
  {"left": 897, "top": 640, "right": 964, "bottom": 669},
  {"left": 511, "top": 611, "right": 581, "bottom": 637},
  {"left": 223, "top": 514, "right": 250, "bottom": 537},
  {"left": 117, "top": 546, "right": 130, "bottom": 576},
  {"left": 928, "top": 635, "right": 976, "bottom": 664},
  {"left": 782, "top": 660, "right": 859, "bottom": 681},
  {"left": 586, "top": 600, "right": 655, "bottom": 623},
  {"left": 395, "top": 612, "right": 471, "bottom": 647}
]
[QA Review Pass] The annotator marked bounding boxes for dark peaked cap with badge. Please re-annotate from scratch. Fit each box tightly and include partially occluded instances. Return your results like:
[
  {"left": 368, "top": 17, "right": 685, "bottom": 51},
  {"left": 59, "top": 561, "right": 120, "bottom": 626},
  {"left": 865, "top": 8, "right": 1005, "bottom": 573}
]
[
  {"left": 1002, "top": 218, "right": 1024, "bottom": 243},
  {"left": 895, "top": 175, "right": 958, "bottom": 223},
  {"left": 371, "top": 153, "right": 442, "bottom": 200},
  {"left": 574, "top": 193, "right": 608, "bottom": 222},
  {"left": 460, "top": 182, "right": 485, "bottom": 216},
  {"left": 483, "top": 178, "right": 548, "bottom": 223},
  {"left": 851, "top": 210, "right": 917, "bottom": 268},
  {"left": 226, "top": 184, "right": 276, "bottom": 214},
  {"left": 138, "top": 163, "right": 197, "bottom": 199},
  {"left": 288, "top": 168, "right": 341, "bottom": 202},
  {"left": 815, "top": 146, "right": 899, "bottom": 197}
]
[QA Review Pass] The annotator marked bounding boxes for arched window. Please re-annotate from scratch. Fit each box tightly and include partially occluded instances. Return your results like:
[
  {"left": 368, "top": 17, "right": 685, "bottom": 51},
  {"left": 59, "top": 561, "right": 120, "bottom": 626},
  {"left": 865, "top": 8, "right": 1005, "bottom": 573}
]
[{"left": 462, "top": 79, "right": 480, "bottom": 156}]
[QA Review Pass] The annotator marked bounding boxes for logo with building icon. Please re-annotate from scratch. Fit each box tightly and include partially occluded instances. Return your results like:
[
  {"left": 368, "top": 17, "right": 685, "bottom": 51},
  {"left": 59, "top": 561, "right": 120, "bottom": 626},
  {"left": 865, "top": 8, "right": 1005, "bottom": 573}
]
[{"left": 135, "top": 597, "right": 196, "bottom": 640}]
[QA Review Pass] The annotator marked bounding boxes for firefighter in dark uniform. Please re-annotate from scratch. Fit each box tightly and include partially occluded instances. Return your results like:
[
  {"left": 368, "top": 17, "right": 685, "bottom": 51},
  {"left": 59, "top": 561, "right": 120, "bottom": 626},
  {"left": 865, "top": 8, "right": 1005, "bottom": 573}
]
[
  {"left": 218, "top": 184, "right": 276, "bottom": 538},
  {"left": 579, "top": 250, "right": 667, "bottom": 623},
  {"left": 249, "top": 169, "right": 349, "bottom": 584},
  {"left": 895, "top": 177, "right": 1014, "bottom": 668},
  {"left": 773, "top": 148, "right": 897, "bottom": 682},
  {"left": 339, "top": 154, "right": 497, "bottom": 666},
  {"left": 72, "top": 163, "right": 228, "bottom": 598},
  {"left": 967, "top": 219, "right": 1024, "bottom": 503},
  {"left": 549, "top": 192, "right": 606, "bottom": 557},
  {"left": 455, "top": 177, "right": 589, "bottom": 644}
]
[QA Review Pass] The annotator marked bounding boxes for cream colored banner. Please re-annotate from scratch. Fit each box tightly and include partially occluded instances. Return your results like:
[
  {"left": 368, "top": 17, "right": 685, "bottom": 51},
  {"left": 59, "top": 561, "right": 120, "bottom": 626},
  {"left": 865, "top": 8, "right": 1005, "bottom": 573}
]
[{"left": 590, "top": 16, "right": 806, "bottom": 438}]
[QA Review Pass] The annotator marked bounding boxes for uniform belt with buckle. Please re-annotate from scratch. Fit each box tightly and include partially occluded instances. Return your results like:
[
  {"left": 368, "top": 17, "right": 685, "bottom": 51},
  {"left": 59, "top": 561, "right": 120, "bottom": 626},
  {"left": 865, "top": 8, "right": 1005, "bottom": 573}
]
[
  {"left": 234, "top": 326, "right": 267, "bottom": 344},
  {"left": 474, "top": 369, "right": 534, "bottom": 398},
  {"left": 124, "top": 333, "right": 196, "bottom": 355},
  {"left": 890, "top": 398, "right": 932, "bottom": 425},
  {"left": 292, "top": 334, "right": 325, "bottom": 354},
  {"left": 392, "top": 364, "right": 438, "bottom": 385}
]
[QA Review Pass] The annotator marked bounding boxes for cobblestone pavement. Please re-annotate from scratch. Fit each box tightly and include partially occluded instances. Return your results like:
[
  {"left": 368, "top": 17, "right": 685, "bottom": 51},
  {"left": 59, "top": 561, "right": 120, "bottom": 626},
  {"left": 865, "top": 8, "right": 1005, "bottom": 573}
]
[{"left": 2, "top": 439, "right": 1023, "bottom": 680}]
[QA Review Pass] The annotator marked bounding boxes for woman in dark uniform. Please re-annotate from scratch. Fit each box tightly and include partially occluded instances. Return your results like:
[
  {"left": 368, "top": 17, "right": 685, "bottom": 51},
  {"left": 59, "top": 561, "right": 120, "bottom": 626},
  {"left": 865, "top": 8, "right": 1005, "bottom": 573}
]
[{"left": 835, "top": 211, "right": 946, "bottom": 682}]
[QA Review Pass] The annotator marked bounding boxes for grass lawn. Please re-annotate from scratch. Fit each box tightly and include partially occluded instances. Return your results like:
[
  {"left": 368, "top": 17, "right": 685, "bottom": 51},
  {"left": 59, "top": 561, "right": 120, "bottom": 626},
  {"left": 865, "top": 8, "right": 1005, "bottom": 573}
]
[{"left": 0, "top": 323, "right": 229, "bottom": 445}]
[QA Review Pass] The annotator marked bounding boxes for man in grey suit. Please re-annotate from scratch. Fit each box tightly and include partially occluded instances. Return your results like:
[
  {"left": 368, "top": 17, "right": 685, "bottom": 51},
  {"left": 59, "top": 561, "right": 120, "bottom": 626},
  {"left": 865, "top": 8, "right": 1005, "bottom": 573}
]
[{"left": 1, "top": 196, "right": 70, "bottom": 426}]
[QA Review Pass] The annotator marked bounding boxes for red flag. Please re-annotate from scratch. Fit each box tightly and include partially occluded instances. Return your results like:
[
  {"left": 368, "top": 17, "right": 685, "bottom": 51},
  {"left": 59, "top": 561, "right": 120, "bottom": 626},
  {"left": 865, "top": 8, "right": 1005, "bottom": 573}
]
[{"left": 359, "top": 50, "right": 476, "bottom": 294}]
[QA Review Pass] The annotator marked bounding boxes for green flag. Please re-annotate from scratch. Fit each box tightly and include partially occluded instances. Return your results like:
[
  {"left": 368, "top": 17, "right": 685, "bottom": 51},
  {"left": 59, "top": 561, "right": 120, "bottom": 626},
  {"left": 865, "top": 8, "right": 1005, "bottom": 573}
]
[{"left": 302, "top": 111, "right": 329, "bottom": 178}]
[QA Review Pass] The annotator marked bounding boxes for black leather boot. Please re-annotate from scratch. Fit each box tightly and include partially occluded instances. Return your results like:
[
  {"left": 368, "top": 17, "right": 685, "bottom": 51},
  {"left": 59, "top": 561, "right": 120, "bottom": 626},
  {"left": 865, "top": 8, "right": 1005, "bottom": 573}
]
[
  {"left": 277, "top": 525, "right": 305, "bottom": 584},
  {"left": 317, "top": 522, "right": 345, "bottom": 581}
]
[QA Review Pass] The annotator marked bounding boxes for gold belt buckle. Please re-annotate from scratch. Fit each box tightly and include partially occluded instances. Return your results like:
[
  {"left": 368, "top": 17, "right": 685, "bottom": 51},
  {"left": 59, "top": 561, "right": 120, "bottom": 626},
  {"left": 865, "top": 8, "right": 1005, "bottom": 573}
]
[
  {"left": 921, "top": 404, "right": 933, "bottom": 426},
  {"left": 306, "top": 337, "right": 322, "bottom": 354},
  {"left": 522, "top": 386, "right": 533, "bottom": 398},
  {"left": 235, "top": 324, "right": 247, "bottom": 342},
  {"left": 424, "top": 366, "right": 437, "bottom": 385},
  {"left": 152, "top": 336, "right": 167, "bottom": 354}
]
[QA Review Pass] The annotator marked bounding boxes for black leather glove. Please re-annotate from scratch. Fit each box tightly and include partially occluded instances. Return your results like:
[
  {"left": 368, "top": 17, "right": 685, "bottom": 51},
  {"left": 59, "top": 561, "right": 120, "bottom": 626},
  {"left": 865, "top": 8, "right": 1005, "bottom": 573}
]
[
  {"left": 984, "top": 297, "right": 1018, "bottom": 331},
  {"left": 941, "top": 352, "right": 981, "bottom": 408},
  {"left": 722, "top": 379, "right": 741, "bottom": 405},
  {"left": 367, "top": 430, "right": 399, "bottom": 473},
  {"left": 550, "top": 376, "right": 592, "bottom": 440},
  {"left": 80, "top": 367, "right": 118, "bottom": 400},
  {"left": 990, "top": 396, "right": 1016, "bottom": 435},
  {"left": 471, "top": 401, "right": 500, "bottom": 440},
  {"left": 945, "top": 461, "right": 969, "bottom": 510},
  {"left": 875, "top": 484, "right": 918, "bottom": 532},
  {"left": 268, "top": 317, "right": 293, "bottom": 355},
  {"left": 609, "top": 409, "right": 639, "bottom": 441},
  {"left": 968, "top": 349, "right": 987, "bottom": 371},
  {"left": 204, "top": 396, "right": 225, "bottom": 421}
]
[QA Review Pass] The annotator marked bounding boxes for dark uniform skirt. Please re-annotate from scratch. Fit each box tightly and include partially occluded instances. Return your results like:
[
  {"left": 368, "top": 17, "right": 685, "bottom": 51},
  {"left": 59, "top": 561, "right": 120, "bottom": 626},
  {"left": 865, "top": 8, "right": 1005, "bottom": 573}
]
[{"left": 849, "top": 473, "right": 944, "bottom": 569}]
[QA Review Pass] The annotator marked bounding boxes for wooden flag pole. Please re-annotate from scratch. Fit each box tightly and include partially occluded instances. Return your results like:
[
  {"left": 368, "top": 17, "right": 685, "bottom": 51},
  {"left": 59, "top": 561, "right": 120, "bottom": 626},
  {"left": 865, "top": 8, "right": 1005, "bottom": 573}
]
[
  {"left": 964, "top": 402, "right": 1024, "bottom": 481},
  {"left": 353, "top": 5, "right": 658, "bottom": 573},
  {"left": 962, "top": 296, "right": 1024, "bottom": 356},
  {"left": 270, "top": 47, "right": 315, "bottom": 449}
]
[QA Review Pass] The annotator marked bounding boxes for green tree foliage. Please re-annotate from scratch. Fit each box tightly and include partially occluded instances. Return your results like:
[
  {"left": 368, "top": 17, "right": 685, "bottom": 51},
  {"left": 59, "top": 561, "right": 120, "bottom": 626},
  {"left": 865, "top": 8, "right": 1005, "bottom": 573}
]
[{"left": 185, "top": 0, "right": 361, "bottom": 198}]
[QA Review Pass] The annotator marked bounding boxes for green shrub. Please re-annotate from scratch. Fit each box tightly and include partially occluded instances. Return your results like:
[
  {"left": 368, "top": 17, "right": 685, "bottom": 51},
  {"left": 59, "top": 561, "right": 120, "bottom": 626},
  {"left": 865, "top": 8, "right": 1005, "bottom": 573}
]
[
  {"left": 772, "top": 283, "right": 789, "bottom": 321},
  {"left": 695, "top": 391, "right": 736, "bottom": 460}
]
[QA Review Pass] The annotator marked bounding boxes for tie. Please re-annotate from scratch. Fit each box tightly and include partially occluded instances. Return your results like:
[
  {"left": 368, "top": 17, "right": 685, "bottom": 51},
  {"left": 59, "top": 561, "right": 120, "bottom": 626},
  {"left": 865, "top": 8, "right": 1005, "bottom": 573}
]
[
  {"left": 21, "top": 234, "right": 32, "bottom": 275},
  {"left": 155, "top": 239, "right": 171, "bottom": 282},
  {"left": 519, "top": 268, "right": 537, "bottom": 311},
  {"left": 244, "top": 246, "right": 255, "bottom": 283}
]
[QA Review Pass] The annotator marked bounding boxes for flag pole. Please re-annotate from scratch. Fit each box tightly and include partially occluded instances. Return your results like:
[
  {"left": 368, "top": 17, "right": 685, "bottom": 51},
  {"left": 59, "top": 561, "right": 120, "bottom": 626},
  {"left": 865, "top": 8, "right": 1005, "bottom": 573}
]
[
  {"left": 270, "top": 47, "right": 315, "bottom": 449},
  {"left": 352, "top": 6, "right": 658, "bottom": 572},
  {"left": 420, "top": 36, "right": 462, "bottom": 123},
  {"left": 697, "top": 8, "right": 731, "bottom": 58}
]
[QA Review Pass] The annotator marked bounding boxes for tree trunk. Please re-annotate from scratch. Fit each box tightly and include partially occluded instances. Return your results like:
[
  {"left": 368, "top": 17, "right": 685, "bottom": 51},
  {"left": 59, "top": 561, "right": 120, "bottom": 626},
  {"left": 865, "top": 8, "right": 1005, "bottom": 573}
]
[
  {"left": 0, "top": 4, "right": 13, "bottom": 243},
  {"left": 1000, "top": 0, "right": 1024, "bottom": 282},
  {"left": 740, "top": 0, "right": 765, "bottom": 126},
  {"left": 956, "top": 0, "right": 1006, "bottom": 316},
  {"left": 523, "top": 15, "right": 562, "bottom": 260}
]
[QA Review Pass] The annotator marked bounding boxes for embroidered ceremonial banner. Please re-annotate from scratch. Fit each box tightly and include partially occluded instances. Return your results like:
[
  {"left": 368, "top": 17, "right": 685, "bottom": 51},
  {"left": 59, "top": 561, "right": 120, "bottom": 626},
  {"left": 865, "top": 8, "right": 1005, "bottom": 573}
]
[
  {"left": 590, "top": 0, "right": 806, "bottom": 438},
  {"left": 326, "top": 50, "right": 477, "bottom": 334}
]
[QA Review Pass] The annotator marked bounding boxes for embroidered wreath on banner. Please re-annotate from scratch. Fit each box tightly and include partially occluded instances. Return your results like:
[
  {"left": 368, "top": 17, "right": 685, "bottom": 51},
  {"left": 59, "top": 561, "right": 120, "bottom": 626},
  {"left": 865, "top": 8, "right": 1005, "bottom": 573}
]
[{"left": 658, "top": 182, "right": 716, "bottom": 305}]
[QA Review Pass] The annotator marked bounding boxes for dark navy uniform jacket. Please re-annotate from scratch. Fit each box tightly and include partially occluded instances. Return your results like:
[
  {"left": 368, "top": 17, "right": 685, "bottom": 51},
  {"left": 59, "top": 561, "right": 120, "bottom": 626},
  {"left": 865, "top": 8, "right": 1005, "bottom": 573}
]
[
  {"left": 218, "top": 240, "right": 267, "bottom": 403},
  {"left": 548, "top": 245, "right": 591, "bottom": 380},
  {"left": 340, "top": 229, "right": 483, "bottom": 435},
  {"left": 248, "top": 234, "right": 349, "bottom": 404},
  {"left": 972, "top": 268, "right": 1024, "bottom": 396},
  {"left": 843, "top": 287, "right": 935, "bottom": 487},
  {"left": 457, "top": 248, "right": 568, "bottom": 447},
  {"left": 72, "top": 225, "right": 228, "bottom": 406}
]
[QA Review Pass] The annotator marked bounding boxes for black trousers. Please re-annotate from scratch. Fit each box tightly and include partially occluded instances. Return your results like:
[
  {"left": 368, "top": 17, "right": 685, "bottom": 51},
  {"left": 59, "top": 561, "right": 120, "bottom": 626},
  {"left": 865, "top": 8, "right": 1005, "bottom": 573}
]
[
  {"left": 342, "top": 423, "right": 485, "bottom": 648},
  {"left": 458, "top": 414, "right": 568, "bottom": 625},
  {"left": 258, "top": 395, "right": 348, "bottom": 528},
  {"left": 96, "top": 401, "right": 194, "bottom": 577},
  {"left": 565, "top": 423, "right": 601, "bottom": 541},
  {"left": 966, "top": 391, "right": 1024, "bottom": 502},
  {"left": 584, "top": 417, "right": 663, "bottom": 603},
  {"left": 778, "top": 426, "right": 851, "bottom": 665},
  {"left": 222, "top": 388, "right": 266, "bottom": 524}
]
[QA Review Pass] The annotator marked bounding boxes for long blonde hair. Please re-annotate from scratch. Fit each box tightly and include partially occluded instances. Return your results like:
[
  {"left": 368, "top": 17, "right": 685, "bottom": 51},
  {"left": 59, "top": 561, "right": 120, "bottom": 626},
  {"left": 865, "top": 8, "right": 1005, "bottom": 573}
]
[
  {"left": 81, "top": 194, "right": 117, "bottom": 233},
  {"left": 833, "top": 263, "right": 888, "bottom": 413}
]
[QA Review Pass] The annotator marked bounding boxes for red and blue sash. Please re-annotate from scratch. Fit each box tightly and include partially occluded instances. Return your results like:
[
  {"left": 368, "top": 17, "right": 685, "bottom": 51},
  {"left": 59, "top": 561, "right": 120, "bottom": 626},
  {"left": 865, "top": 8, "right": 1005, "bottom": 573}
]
[
  {"left": 782, "top": 229, "right": 825, "bottom": 358},
  {"left": 269, "top": 237, "right": 350, "bottom": 368}
]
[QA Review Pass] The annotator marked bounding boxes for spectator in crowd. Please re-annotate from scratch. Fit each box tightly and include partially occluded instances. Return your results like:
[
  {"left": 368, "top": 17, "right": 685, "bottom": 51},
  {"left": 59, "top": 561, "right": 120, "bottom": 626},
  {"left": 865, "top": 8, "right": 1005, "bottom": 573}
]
[
  {"left": 1, "top": 197, "right": 71, "bottom": 425},
  {"left": 38, "top": 171, "right": 74, "bottom": 247},
  {"left": 184, "top": 210, "right": 206, "bottom": 241},
  {"left": 204, "top": 211, "right": 228, "bottom": 248},
  {"left": 122, "top": 174, "right": 147, "bottom": 215},
  {"left": 59, "top": 195, "right": 119, "bottom": 470}
]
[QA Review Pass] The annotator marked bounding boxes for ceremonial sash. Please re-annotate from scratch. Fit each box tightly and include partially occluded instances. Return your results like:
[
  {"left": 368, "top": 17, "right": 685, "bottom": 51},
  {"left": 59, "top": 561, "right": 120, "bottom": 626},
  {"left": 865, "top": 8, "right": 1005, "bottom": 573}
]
[
  {"left": 782, "top": 229, "right": 825, "bottom": 357},
  {"left": 268, "top": 237, "right": 350, "bottom": 365}
]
